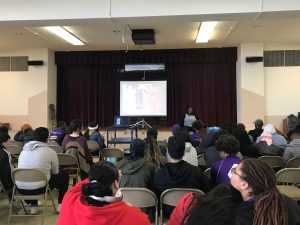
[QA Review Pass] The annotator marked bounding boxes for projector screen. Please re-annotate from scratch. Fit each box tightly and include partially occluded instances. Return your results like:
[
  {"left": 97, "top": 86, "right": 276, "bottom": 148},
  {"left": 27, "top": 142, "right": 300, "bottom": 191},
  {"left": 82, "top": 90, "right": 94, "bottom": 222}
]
[{"left": 120, "top": 80, "right": 167, "bottom": 116}]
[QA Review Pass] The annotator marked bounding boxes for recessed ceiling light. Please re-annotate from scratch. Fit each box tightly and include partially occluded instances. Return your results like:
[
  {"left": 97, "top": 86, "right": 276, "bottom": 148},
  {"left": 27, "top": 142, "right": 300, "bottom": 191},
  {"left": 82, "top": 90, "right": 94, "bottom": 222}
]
[
  {"left": 196, "top": 21, "right": 217, "bottom": 43},
  {"left": 44, "top": 26, "right": 84, "bottom": 45}
]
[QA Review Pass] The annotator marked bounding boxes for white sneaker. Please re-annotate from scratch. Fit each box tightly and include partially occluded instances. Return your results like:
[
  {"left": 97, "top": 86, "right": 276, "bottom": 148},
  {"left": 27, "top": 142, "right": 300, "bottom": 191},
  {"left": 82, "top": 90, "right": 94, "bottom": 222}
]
[{"left": 30, "top": 206, "right": 38, "bottom": 215}]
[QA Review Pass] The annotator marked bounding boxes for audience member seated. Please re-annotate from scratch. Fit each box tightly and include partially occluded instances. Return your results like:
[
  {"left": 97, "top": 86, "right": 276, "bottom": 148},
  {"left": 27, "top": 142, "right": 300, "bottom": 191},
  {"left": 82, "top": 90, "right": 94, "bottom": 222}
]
[
  {"left": 62, "top": 119, "right": 93, "bottom": 180},
  {"left": 235, "top": 123, "right": 254, "bottom": 143},
  {"left": 116, "top": 139, "right": 155, "bottom": 189},
  {"left": 153, "top": 136, "right": 210, "bottom": 218},
  {"left": 210, "top": 134, "right": 242, "bottom": 187},
  {"left": 57, "top": 161, "right": 151, "bottom": 225},
  {"left": 16, "top": 127, "right": 69, "bottom": 214},
  {"left": 255, "top": 124, "right": 287, "bottom": 156},
  {"left": 0, "top": 133, "right": 14, "bottom": 199},
  {"left": 168, "top": 183, "right": 243, "bottom": 225},
  {"left": 234, "top": 127, "right": 259, "bottom": 158},
  {"left": 248, "top": 119, "right": 264, "bottom": 142},
  {"left": 198, "top": 130, "right": 221, "bottom": 166},
  {"left": 181, "top": 107, "right": 198, "bottom": 131},
  {"left": 177, "top": 130, "right": 198, "bottom": 166},
  {"left": 83, "top": 122, "right": 106, "bottom": 151},
  {"left": 144, "top": 129, "right": 165, "bottom": 170},
  {"left": 146, "top": 127, "right": 167, "bottom": 157},
  {"left": 283, "top": 125, "right": 300, "bottom": 162},
  {"left": 48, "top": 121, "right": 68, "bottom": 145},
  {"left": 14, "top": 123, "right": 34, "bottom": 143},
  {"left": 231, "top": 159, "right": 300, "bottom": 225},
  {"left": 190, "top": 120, "right": 204, "bottom": 147}
]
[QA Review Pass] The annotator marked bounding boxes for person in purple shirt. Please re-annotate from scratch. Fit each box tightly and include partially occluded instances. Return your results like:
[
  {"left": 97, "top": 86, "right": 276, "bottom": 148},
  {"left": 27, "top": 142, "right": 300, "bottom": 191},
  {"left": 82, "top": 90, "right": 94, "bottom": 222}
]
[
  {"left": 210, "top": 134, "right": 241, "bottom": 187},
  {"left": 49, "top": 121, "right": 68, "bottom": 145}
]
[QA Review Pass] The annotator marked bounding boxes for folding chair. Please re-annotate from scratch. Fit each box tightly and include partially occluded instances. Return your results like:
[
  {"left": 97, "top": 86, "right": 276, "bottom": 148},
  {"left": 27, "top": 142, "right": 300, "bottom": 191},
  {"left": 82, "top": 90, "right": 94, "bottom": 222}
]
[
  {"left": 276, "top": 168, "right": 300, "bottom": 200},
  {"left": 48, "top": 145, "right": 63, "bottom": 154},
  {"left": 57, "top": 153, "right": 80, "bottom": 185},
  {"left": 197, "top": 154, "right": 206, "bottom": 166},
  {"left": 8, "top": 169, "right": 56, "bottom": 225},
  {"left": 258, "top": 156, "right": 285, "bottom": 171},
  {"left": 87, "top": 140, "right": 101, "bottom": 153},
  {"left": 286, "top": 157, "right": 300, "bottom": 168},
  {"left": 100, "top": 148, "right": 124, "bottom": 163},
  {"left": 6, "top": 145, "right": 22, "bottom": 156},
  {"left": 47, "top": 141, "right": 59, "bottom": 146},
  {"left": 120, "top": 188, "right": 158, "bottom": 225},
  {"left": 157, "top": 141, "right": 168, "bottom": 148},
  {"left": 204, "top": 167, "right": 211, "bottom": 180},
  {"left": 160, "top": 188, "right": 205, "bottom": 225},
  {"left": 8, "top": 140, "right": 24, "bottom": 149}
]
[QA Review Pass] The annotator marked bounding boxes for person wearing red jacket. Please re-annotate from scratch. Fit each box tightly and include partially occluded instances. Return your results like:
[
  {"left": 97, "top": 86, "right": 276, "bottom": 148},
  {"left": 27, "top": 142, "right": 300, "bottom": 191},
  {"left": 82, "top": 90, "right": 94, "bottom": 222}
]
[{"left": 57, "top": 161, "right": 151, "bottom": 225}]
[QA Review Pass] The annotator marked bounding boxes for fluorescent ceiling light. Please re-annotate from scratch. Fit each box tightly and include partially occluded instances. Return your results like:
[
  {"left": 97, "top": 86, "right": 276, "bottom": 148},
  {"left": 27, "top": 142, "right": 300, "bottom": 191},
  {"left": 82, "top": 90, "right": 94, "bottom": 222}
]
[
  {"left": 196, "top": 21, "right": 217, "bottom": 43},
  {"left": 44, "top": 26, "right": 84, "bottom": 45}
]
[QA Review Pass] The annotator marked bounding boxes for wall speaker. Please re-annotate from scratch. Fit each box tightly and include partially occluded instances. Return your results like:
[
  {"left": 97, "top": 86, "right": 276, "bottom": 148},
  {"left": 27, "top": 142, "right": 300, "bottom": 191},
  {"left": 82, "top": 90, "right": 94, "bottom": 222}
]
[
  {"left": 131, "top": 29, "right": 155, "bottom": 45},
  {"left": 28, "top": 60, "right": 44, "bottom": 66},
  {"left": 246, "top": 57, "right": 263, "bottom": 63}
]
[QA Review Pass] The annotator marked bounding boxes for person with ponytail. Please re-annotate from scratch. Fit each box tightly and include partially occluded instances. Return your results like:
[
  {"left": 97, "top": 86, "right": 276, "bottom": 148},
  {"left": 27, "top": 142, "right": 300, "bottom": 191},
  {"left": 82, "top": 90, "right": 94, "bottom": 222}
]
[
  {"left": 231, "top": 159, "right": 300, "bottom": 225},
  {"left": 57, "top": 161, "right": 151, "bottom": 225}
]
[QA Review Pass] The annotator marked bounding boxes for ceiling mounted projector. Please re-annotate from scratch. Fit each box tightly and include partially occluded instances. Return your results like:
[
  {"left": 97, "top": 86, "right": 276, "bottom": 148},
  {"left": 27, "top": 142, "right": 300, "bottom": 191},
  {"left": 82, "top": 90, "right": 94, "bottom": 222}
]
[{"left": 131, "top": 29, "right": 155, "bottom": 45}]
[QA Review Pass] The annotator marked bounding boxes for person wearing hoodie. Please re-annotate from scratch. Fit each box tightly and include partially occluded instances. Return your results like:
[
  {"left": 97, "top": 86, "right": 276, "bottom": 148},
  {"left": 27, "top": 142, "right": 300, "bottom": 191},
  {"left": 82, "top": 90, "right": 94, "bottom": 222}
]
[
  {"left": 57, "top": 161, "right": 151, "bottom": 225},
  {"left": 48, "top": 121, "right": 68, "bottom": 145},
  {"left": 177, "top": 129, "right": 198, "bottom": 167},
  {"left": 283, "top": 125, "right": 300, "bottom": 162},
  {"left": 116, "top": 138, "right": 155, "bottom": 189},
  {"left": 83, "top": 121, "right": 106, "bottom": 150},
  {"left": 17, "top": 127, "right": 69, "bottom": 214},
  {"left": 153, "top": 136, "right": 210, "bottom": 219}
]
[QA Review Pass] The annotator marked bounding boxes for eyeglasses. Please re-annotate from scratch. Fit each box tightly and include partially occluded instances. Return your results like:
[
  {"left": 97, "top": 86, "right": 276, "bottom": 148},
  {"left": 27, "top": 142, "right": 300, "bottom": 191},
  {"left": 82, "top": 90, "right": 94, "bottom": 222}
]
[{"left": 231, "top": 167, "right": 243, "bottom": 178}]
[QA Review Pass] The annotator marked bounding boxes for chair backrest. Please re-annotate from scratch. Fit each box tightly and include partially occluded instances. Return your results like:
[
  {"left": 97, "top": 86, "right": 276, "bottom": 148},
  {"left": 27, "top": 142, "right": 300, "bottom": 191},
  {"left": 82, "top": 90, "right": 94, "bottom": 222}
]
[
  {"left": 47, "top": 141, "right": 59, "bottom": 146},
  {"left": 286, "top": 157, "right": 300, "bottom": 168},
  {"left": 258, "top": 156, "right": 285, "bottom": 169},
  {"left": 197, "top": 154, "right": 206, "bottom": 166},
  {"left": 6, "top": 145, "right": 22, "bottom": 155},
  {"left": 276, "top": 168, "right": 300, "bottom": 184},
  {"left": 48, "top": 145, "right": 63, "bottom": 154},
  {"left": 157, "top": 140, "right": 168, "bottom": 148},
  {"left": 57, "top": 153, "right": 79, "bottom": 167},
  {"left": 87, "top": 140, "right": 100, "bottom": 152},
  {"left": 12, "top": 168, "right": 47, "bottom": 183},
  {"left": 120, "top": 188, "right": 158, "bottom": 225},
  {"left": 8, "top": 140, "right": 24, "bottom": 148},
  {"left": 100, "top": 148, "right": 124, "bottom": 161},
  {"left": 204, "top": 167, "right": 211, "bottom": 180},
  {"left": 160, "top": 188, "right": 205, "bottom": 207},
  {"left": 120, "top": 188, "right": 157, "bottom": 208}
]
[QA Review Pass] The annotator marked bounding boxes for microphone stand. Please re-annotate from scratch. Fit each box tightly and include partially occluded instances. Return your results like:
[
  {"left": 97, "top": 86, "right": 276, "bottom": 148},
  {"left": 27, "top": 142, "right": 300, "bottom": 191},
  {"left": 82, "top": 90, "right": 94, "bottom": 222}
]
[{"left": 130, "top": 118, "right": 152, "bottom": 129}]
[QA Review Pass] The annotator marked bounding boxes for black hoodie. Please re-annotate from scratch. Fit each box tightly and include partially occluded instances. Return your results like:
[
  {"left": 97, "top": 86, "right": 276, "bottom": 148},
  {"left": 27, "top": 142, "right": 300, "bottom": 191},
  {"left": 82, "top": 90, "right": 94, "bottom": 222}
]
[{"left": 153, "top": 160, "right": 210, "bottom": 218}]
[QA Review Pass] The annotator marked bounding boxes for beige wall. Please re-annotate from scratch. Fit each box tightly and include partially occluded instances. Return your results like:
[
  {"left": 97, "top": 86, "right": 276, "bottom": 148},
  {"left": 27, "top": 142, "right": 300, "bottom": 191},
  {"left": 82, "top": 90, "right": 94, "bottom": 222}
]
[{"left": 0, "top": 48, "right": 56, "bottom": 131}]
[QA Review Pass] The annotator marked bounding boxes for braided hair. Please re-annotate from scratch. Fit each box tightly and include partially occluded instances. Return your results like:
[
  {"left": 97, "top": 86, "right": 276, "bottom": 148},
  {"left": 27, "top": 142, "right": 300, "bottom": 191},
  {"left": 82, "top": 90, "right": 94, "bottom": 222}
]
[{"left": 240, "top": 159, "right": 288, "bottom": 225}]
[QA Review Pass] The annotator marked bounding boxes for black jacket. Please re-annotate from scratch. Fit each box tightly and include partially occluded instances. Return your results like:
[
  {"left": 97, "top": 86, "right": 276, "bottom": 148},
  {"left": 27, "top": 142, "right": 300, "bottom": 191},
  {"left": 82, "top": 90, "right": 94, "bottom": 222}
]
[
  {"left": 153, "top": 160, "right": 210, "bottom": 218},
  {"left": 0, "top": 147, "right": 13, "bottom": 197},
  {"left": 248, "top": 128, "right": 263, "bottom": 142}
]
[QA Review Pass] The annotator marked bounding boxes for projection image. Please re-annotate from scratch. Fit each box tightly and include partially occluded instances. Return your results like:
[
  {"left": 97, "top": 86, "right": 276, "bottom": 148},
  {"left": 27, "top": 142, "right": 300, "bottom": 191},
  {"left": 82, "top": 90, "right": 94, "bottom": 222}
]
[{"left": 120, "top": 80, "right": 167, "bottom": 116}]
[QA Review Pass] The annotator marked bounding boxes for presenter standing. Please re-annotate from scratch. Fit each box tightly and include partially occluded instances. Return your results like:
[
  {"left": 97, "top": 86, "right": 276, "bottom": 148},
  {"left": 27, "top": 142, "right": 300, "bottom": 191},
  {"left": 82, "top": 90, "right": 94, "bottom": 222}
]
[{"left": 181, "top": 107, "right": 198, "bottom": 131}]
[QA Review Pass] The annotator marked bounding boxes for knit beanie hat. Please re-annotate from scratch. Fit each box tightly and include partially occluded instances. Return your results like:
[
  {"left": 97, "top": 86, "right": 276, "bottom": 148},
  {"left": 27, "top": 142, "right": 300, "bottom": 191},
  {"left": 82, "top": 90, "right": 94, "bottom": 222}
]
[
  {"left": 172, "top": 124, "right": 181, "bottom": 136},
  {"left": 88, "top": 122, "right": 98, "bottom": 131}
]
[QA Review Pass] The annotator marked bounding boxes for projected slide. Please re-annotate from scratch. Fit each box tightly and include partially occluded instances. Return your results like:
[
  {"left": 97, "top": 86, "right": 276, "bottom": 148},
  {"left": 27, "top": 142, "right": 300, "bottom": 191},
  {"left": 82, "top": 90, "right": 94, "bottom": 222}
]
[{"left": 120, "top": 80, "right": 167, "bottom": 116}]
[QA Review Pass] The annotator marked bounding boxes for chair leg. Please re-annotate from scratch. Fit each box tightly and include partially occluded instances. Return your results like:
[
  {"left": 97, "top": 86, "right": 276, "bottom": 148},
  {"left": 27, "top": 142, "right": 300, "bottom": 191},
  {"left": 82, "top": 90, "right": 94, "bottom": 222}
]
[
  {"left": 48, "top": 187, "right": 57, "bottom": 213},
  {"left": 7, "top": 187, "right": 16, "bottom": 225}
]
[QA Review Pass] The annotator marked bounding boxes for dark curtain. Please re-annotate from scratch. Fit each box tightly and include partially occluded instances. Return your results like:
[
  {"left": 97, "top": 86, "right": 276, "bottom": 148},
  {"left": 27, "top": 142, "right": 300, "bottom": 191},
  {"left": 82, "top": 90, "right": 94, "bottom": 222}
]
[{"left": 56, "top": 48, "right": 237, "bottom": 127}]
